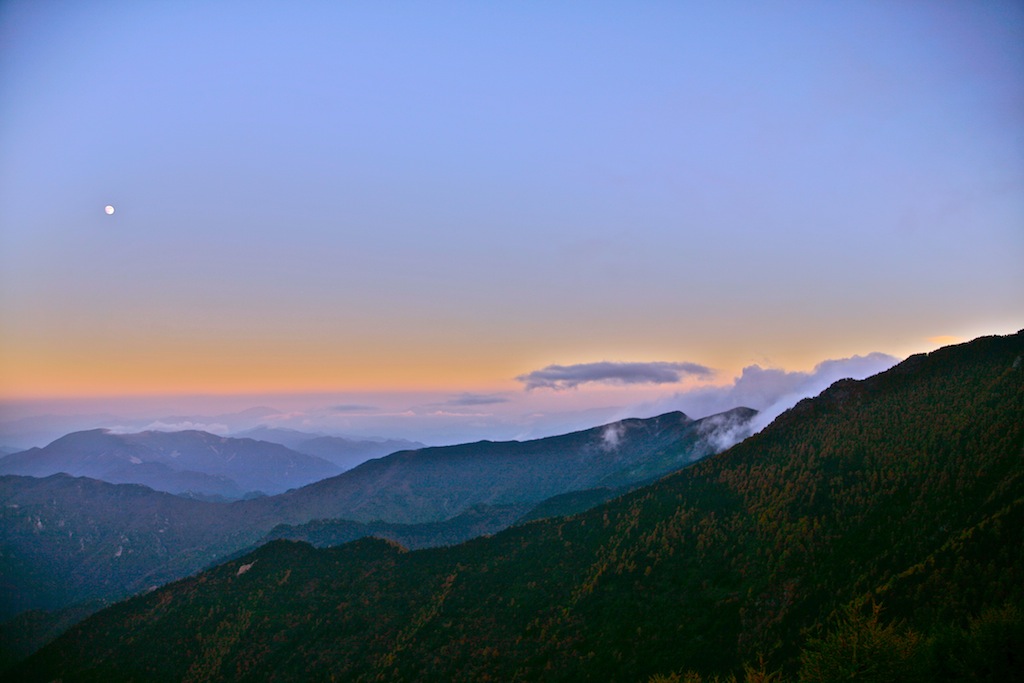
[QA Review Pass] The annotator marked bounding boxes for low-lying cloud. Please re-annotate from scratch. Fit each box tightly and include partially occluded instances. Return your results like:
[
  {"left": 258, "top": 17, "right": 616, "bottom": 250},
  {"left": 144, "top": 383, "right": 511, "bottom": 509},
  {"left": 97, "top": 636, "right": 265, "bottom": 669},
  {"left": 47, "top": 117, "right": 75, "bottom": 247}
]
[
  {"left": 517, "top": 361, "right": 715, "bottom": 390},
  {"left": 650, "top": 352, "right": 901, "bottom": 437},
  {"left": 110, "top": 420, "right": 230, "bottom": 435},
  {"left": 6, "top": 352, "right": 904, "bottom": 452},
  {"left": 601, "top": 422, "right": 625, "bottom": 450},
  {"left": 697, "top": 410, "right": 758, "bottom": 454}
]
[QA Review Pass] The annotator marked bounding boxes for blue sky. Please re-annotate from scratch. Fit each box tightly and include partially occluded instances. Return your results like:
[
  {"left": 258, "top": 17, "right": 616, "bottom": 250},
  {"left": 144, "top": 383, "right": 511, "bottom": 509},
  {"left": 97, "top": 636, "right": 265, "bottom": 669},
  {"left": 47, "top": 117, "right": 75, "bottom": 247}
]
[{"left": 0, "top": 1, "right": 1021, "bottom": 444}]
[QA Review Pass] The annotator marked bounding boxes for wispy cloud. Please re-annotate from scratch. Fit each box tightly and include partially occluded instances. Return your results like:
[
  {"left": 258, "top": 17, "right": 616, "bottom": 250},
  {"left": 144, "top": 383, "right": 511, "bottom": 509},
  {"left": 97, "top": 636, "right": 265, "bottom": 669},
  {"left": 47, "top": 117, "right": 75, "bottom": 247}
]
[
  {"left": 517, "top": 361, "right": 715, "bottom": 391},
  {"left": 330, "top": 404, "right": 377, "bottom": 413},
  {"left": 601, "top": 422, "right": 625, "bottom": 450},
  {"left": 697, "top": 410, "right": 756, "bottom": 453},
  {"left": 441, "top": 393, "right": 510, "bottom": 407},
  {"left": 111, "top": 421, "right": 230, "bottom": 435},
  {"left": 647, "top": 352, "right": 901, "bottom": 433}
]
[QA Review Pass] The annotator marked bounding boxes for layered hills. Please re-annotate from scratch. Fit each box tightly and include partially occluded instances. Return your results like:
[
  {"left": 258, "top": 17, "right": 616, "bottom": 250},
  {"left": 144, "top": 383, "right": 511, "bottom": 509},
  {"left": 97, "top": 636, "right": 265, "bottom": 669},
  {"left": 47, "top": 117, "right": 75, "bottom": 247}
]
[
  {"left": 256, "top": 408, "right": 756, "bottom": 526},
  {"left": 9, "top": 331, "right": 1021, "bottom": 681},
  {"left": 234, "top": 427, "right": 425, "bottom": 470},
  {"left": 0, "top": 430, "right": 341, "bottom": 499},
  {"left": 0, "top": 407, "right": 753, "bottom": 637}
]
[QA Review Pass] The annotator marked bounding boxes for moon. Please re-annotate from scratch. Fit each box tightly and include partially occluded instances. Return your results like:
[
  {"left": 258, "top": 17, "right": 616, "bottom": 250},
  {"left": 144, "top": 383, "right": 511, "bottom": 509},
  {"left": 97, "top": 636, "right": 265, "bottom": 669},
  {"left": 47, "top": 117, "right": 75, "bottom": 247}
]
[{"left": 104, "top": 205, "right": 115, "bottom": 215}]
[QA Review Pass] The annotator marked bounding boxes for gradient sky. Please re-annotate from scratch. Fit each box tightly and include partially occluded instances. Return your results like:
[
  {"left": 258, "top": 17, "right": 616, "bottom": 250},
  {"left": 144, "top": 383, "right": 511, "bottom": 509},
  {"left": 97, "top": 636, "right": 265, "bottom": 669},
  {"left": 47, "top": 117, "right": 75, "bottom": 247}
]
[{"left": 1, "top": 2, "right": 1022, "bottom": 441}]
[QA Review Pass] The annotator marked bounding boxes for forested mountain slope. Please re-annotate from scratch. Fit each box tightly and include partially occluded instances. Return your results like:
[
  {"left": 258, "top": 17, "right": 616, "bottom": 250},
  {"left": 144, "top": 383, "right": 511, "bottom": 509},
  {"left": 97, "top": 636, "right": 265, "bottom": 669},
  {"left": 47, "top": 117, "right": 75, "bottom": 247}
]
[
  {"left": 14, "top": 331, "right": 1022, "bottom": 681},
  {"left": 0, "top": 408, "right": 751, "bottom": 653},
  {"left": 253, "top": 408, "right": 756, "bottom": 525},
  {"left": 0, "top": 474, "right": 244, "bottom": 621}
]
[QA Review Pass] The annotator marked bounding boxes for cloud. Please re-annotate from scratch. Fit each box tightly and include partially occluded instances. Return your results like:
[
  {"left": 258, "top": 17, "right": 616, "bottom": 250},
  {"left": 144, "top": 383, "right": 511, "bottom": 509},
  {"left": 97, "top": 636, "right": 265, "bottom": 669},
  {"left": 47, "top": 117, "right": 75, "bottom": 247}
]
[
  {"left": 650, "top": 352, "right": 901, "bottom": 437},
  {"left": 517, "top": 361, "right": 715, "bottom": 390},
  {"left": 441, "top": 393, "right": 510, "bottom": 407},
  {"left": 601, "top": 422, "right": 625, "bottom": 450},
  {"left": 697, "top": 410, "right": 758, "bottom": 454},
  {"left": 329, "top": 404, "right": 377, "bottom": 413},
  {"left": 744, "top": 352, "right": 900, "bottom": 432},
  {"left": 413, "top": 393, "right": 511, "bottom": 419},
  {"left": 110, "top": 421, "right": 230, "bottom": 435}
]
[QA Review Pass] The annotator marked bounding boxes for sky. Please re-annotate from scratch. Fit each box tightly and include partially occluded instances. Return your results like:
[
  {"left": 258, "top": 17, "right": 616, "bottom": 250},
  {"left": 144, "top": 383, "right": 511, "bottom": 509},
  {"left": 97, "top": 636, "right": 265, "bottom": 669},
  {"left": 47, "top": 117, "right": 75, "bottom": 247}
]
[{"left": 1, "top": 1, "right": 1021, "bottom": 447}]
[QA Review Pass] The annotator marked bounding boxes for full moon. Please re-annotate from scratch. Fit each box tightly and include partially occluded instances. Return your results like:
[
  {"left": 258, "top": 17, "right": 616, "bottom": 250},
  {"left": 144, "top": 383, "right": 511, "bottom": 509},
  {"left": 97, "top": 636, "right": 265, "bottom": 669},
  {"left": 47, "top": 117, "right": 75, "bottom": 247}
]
[{"left": 104, "top": 205, "right": 115, "bottom": 215}]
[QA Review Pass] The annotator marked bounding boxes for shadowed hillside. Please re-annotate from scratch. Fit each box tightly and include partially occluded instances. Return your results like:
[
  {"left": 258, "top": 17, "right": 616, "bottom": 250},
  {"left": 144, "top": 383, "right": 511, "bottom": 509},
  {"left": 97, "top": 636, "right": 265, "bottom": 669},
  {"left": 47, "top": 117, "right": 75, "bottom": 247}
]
[{"left": 252, "top": 407, "right": 757, "bottom": 526}]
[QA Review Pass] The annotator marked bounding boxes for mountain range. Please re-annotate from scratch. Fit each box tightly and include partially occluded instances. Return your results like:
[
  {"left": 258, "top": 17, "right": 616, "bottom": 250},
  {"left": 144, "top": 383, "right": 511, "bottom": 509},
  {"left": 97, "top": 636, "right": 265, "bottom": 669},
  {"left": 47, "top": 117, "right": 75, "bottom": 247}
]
[
  {"left": 6, "top": 331, "right": 1020, "bottom": 681},
  {"left": 255, "top": 407, "right": 757, "bottom": 526},
  {"left": 0, "top": 429, "right": 342, "bottom": 499},
  {"left": 233, "top": 427, "right": 425, "bottom": 470},
  {"left": 0, "top": 405, "right": 755, "bottom": 661}
]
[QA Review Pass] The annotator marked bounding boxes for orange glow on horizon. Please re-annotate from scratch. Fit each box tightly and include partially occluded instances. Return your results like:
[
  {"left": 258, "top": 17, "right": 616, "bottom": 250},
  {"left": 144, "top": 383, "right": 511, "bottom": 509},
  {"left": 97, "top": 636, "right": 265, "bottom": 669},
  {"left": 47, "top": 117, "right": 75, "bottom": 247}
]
[
  {"left": 0, "top": 349, "right": 526, "bottom": 400},
  {"left": 0, "top": 368, "right": 523, "bottom": 401},
  {"left": 0, "top": 349, "right": 741, "bottom": 401},
  {"left": 927, "top": 335, "right": 962, "bottom": 346},
  {"left": 7, "top": 324, "right": 1002, "bottom": 402}
]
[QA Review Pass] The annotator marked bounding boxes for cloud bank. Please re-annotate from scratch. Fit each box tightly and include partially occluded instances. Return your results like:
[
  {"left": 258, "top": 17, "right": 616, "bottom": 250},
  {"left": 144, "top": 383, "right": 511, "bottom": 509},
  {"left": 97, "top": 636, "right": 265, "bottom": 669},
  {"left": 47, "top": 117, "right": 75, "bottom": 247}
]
[
  {"left": 654, "top": 352, "right": 901, "bottom": 436},
  {"left": 110, "top": 420, "right": 230, "bottom": 435},
  {"left": 4, "top": 353, "right": 903, "bottom": 451},
  {"left": 517, "top": 361, "right": 715, "bottom": 390}
]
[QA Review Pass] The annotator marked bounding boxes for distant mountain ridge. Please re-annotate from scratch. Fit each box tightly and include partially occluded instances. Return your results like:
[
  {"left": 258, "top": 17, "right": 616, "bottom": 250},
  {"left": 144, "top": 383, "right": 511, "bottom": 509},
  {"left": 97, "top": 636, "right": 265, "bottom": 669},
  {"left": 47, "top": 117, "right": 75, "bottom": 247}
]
[
  {"left": 0, "top": 407, "right": 756, "bottom": 633},
  {"left": 253, "top": 407, "right": 757, "bottom": 525},
  {"left": 0, "top": 429, "right": 341, "bottom": 499},
  {"left": 234, "top": 427, "right": 426, "bottom": 470}
]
